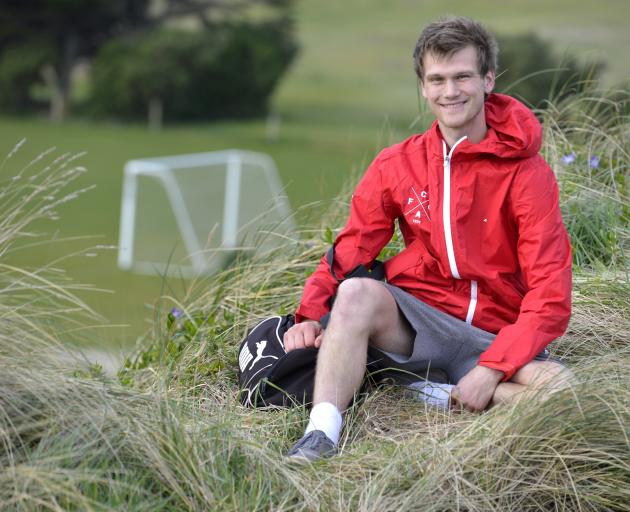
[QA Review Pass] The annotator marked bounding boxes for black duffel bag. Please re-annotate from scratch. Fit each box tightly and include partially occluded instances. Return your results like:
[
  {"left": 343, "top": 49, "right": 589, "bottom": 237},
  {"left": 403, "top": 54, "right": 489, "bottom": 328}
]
[
  {"left": 237, "top": 314, "right": 318, "bottom": 407},
  {"left": 237, "top": 246, "right": 385, "bottom": 408}
]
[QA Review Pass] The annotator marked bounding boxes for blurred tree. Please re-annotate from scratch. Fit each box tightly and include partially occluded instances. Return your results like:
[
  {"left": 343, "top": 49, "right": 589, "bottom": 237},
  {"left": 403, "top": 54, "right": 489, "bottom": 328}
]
[
  {"left": 89, "top": 20, "right": 297, "bottom": 124},
  {"left": 0, "top": 0, "right": 149, "bottom": 121},
  {"left": 0, "top": 0, "right": 295, "bottom": 121},
  {"left": 0, "top": 39, "right": 55, "bottom": 113}
]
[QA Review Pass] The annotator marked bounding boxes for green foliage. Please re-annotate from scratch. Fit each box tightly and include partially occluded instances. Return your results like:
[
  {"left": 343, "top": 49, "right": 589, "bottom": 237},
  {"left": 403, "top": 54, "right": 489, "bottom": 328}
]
[
  {"left": 0, "top": 0, "right": 149, "bottom": 39},
  {"left": 3, "top": 353, "right": 630, "bottom": 510},
  {"left": 2, "top": 241, "right": 630, "bottom": 510},
  {"left": 538, "top": 84, "right": 629, "bottom": 270},
  {"left": 495, "top": 32, "right": 604, "bottom": 108},
  {"left": 118, "top": 236, "right": 322, "bottom": 390},
  {"left": 0, "top": 143, "right": 104, "bottom": 356},
  {"left": 120, "top": 305, "right": 234, "bottom": 383},
  {"left": 0, "top": 0, "right": 151, "bottom": 116},
  {"left": 562, "top": 184, "right": 626, "bottom": 269},
  {"left": 0, "top": 0, "right": 296, "bottom": 119},
  {"left": 0, "top": 40, "right": 55, "bottom": 112},
  {"left": 89, "top": 21, "right": 297, "bottom": 121}
]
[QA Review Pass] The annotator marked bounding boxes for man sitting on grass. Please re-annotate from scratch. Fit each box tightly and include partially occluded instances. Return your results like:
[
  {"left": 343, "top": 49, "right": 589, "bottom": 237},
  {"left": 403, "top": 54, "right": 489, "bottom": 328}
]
[{"left": 284, "top": 16, "right": 573, "bottom": 461}]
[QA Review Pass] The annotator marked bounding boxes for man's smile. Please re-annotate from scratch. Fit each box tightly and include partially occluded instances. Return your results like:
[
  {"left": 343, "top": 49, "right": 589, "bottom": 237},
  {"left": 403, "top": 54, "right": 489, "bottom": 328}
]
[{"left": 439, "top": 100, "right": 468, "bottom": 110}]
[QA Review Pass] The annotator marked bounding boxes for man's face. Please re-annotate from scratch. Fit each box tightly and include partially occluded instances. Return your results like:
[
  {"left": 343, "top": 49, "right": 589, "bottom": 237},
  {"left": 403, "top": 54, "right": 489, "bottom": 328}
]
[{"left": 420, "top": 45, "right": 495, "bottom": 142}]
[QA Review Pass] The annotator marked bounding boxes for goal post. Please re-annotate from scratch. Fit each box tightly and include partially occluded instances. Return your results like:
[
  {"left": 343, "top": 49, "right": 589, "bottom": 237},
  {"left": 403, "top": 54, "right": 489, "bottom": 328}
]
[{"left": 117, "top": 150, "right": 297, "bottom": 277}]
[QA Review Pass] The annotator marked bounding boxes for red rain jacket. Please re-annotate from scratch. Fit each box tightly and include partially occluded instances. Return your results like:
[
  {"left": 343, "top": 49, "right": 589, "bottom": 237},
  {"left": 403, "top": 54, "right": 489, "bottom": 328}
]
[{"left": 296, "top": 94, "right": 572, "bottom": 380}]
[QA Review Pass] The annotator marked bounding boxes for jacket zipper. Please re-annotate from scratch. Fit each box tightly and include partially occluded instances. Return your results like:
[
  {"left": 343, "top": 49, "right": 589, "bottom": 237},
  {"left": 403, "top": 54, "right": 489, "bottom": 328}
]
[
  {"left": 442, "top": 137, "right": 478, "bottom": 325},
  {"left": 465, "top": 279, "right": 478, "bottom": 324}
]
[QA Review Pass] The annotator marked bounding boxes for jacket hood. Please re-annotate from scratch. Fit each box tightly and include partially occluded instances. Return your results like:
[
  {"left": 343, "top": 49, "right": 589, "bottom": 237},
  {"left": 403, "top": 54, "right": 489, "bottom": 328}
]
[{"left": 430, "top": 93, "right": 542, "bottom": 160}]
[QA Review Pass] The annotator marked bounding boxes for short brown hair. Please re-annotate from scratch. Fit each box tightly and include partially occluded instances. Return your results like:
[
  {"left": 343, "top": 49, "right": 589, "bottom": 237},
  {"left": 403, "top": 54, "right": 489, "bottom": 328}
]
[{"left": 413, "top": 16, "right": 498, "bottom": 80}]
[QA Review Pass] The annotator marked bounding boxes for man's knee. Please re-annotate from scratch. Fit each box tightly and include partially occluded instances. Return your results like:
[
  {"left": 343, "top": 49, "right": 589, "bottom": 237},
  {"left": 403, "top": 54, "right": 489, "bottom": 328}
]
[
  {"left": 332, "top": 278, "right": 389, "bottom": 321},
  {"left": 513, "top": 360, "right": 573, "bottom": 389},
  {"left": 328, "top": 279, "right": 413, "bottom": 355}
]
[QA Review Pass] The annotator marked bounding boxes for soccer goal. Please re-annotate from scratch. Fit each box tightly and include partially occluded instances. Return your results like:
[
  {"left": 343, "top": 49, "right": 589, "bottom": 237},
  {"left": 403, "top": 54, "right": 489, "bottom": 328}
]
[{"left": 117, "top": 150, "right": 296, "bottom": 277}]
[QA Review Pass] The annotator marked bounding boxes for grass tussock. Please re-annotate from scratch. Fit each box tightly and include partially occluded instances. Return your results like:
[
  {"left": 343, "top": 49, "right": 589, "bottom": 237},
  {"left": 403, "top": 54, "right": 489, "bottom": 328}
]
[
  {"left": 0, "top": 141, "right": 108, "bottom": 361},
  {"left": 2, "top": 347, "right": 629, "bottom": 510},
  {"left": 1, "top": 88, "right": 630, "bottom": 510},
  {"left": 539, "top": 83, "right": 629, "bottom": 271}
]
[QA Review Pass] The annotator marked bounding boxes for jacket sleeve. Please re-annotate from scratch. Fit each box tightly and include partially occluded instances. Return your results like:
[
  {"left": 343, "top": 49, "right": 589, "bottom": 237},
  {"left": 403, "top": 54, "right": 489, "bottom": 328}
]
[
  {"left": 478, "top": 159, "right": 572, "bottom": 380},
  {"left": 295, "top": 156, "right": 396, "bottom": 323}
]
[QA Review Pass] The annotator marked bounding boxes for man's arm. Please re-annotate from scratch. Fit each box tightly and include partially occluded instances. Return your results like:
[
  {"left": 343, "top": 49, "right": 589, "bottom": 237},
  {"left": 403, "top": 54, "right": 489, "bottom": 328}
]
[
  {"left": 478, "top": 159, "right": 572, "bottom": 378},
  {"left": 455, "top": 159, "right": 572, "bottom": 409},
  {"left": 453, "top": 158, "right": 571, "bottom": 411},
  {"left": 286, "top": 156, "right": 396, "bottom": 351}
]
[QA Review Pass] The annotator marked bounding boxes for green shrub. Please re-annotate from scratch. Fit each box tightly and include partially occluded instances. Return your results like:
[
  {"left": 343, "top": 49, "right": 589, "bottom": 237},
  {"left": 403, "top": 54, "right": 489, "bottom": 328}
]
[
  {"left": 0, "top": 41, "right": 55, "bottom": 113},
  {"left": 495, "top": 33, "right": 604, "bottom": 108},
  {"left": 89, "top": 21, "right": 298, "bottom": 121}
]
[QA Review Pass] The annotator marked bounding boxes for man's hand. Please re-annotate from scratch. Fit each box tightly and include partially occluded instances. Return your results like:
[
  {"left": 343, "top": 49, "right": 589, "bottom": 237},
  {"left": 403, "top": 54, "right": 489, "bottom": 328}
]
[
  {"left": 283, "top": 320, "right": 323, "bottom": 352},
  {"left": 450, "top": 365, "right": 504, "bottom": 412}
]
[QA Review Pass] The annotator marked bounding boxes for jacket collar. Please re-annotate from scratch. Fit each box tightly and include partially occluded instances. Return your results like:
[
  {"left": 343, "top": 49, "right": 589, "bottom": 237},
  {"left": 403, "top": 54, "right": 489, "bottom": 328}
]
[{"left": 428, "top": 93, "right": 542, "bottom": 161}]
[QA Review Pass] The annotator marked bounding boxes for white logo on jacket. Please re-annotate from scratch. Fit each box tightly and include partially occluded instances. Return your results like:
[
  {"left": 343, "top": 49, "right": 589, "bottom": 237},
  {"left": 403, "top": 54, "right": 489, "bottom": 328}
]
[{"left": 404, "top": 187, "right": 431, "bottom": 224}]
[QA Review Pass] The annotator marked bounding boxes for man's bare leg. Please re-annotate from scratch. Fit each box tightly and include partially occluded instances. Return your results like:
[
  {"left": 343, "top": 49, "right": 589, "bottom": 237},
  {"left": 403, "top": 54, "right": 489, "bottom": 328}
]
[
  {"left": 287, "top": 278, "right": 415, "bottom": 460},
  {"left": 313, "top": 278, "right": 415, "bottom": 410},
  {"left": 490, "top": 360, "right": 573, "bottom": 406}
]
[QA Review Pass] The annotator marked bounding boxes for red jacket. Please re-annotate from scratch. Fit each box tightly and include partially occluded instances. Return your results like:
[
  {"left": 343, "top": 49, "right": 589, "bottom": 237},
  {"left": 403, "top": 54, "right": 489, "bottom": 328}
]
[{"left": 296, "top": 94, "right": 572, "bottom": 380}]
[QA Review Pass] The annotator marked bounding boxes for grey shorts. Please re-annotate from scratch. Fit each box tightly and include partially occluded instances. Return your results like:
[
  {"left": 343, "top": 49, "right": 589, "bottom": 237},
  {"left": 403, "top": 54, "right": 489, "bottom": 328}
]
[{"left": 367, "top": 283, "right": 552, "bottom": 385}]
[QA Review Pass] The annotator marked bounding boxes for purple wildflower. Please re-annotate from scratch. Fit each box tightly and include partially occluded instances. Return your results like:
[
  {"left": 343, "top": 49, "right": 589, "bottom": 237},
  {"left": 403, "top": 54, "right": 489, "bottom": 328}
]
[
  {"left": 170, "top": 307, "right": 183, "bottom": 319},
  {"left": 561, "top": 153, "right": 576, "bottom": 165},
  {"left": 589, "top": 156, "right": 600, "bottom": 169}
]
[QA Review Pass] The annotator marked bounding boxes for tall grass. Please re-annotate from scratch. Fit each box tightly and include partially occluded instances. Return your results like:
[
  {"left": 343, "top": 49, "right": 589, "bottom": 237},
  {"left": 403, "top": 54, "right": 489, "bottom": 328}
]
[
  {"left": 0, "top": 142, "right": 108, "bottom": 362},
  {"left": 540, "top": 83, "right": 629, "bottom": 271},
  {"left": 1, "top": 89, "right": 629, "bottom": 510}
]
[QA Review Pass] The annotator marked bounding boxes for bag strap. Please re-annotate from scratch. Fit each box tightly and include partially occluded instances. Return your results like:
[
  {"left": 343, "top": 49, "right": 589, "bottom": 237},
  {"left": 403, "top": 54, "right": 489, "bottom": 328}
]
[{"left": 325, "top": 244, "right": 385, "bottom": 282}]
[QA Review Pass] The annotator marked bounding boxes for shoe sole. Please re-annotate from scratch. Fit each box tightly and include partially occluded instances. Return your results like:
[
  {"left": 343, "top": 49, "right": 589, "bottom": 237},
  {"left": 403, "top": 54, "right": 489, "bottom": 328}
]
[
  {"left": 285, "top": 453, "right": 315, "bottom": 464},
  {"left": 285, "top": 448, "right": 336, "bottom": 464}
]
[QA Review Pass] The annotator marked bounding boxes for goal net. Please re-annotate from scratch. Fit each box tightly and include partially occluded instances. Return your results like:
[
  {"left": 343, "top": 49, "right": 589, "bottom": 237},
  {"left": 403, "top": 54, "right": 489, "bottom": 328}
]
[{"left": 117, "top": 150, "right": 296, "bottom": 277}]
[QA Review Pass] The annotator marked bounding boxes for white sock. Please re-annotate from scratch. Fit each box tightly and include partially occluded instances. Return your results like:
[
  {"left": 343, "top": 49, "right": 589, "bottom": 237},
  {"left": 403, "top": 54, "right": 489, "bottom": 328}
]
[
  {"left": 304, "top": 402, "right": 342, "bottom": 445},
  {"left": 407, "top": 380, "right": 454, "bottom": 409}
]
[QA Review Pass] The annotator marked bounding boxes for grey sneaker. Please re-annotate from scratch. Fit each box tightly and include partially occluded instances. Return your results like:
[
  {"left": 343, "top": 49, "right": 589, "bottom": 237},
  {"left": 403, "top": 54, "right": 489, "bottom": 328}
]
[{"left": 286, "top": 430, "right": 338, "bottom": 462}]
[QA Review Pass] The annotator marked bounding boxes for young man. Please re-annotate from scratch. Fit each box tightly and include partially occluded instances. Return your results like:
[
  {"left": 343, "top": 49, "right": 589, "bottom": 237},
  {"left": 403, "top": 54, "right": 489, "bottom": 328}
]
[{"left": 284, "top": 17, "right": 573, "bottom": 461}]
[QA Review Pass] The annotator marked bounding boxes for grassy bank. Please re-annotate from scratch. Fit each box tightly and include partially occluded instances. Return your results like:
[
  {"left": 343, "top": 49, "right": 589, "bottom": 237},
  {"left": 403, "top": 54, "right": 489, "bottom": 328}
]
[
  {"left": 1, "top": 87, "right": 629, "bottom": 509},
  {"left": 2, "top": 344, "right": 629, "bottom": 510}
]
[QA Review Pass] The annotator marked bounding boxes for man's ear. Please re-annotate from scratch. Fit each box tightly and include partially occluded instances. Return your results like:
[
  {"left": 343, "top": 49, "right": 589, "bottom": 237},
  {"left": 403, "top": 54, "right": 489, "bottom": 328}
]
[
  {"left": 420, "top": 79, "right": 428, "bottom": 99},
  {"left": 484, "top": 71, "right": 495, "bottom": 94}
]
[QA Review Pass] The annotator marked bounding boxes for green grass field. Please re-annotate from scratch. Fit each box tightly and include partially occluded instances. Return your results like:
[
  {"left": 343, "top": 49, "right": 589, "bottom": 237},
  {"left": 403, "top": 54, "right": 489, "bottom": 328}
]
[
  {"left": 0, "top": 117, "right": 385, "bottom": 347},
  {"left": 282, "top": 0, "right": 630, "bottom": 122},
  {"left": 2, "top": 0, "right": 628, "bottom": 347}
]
